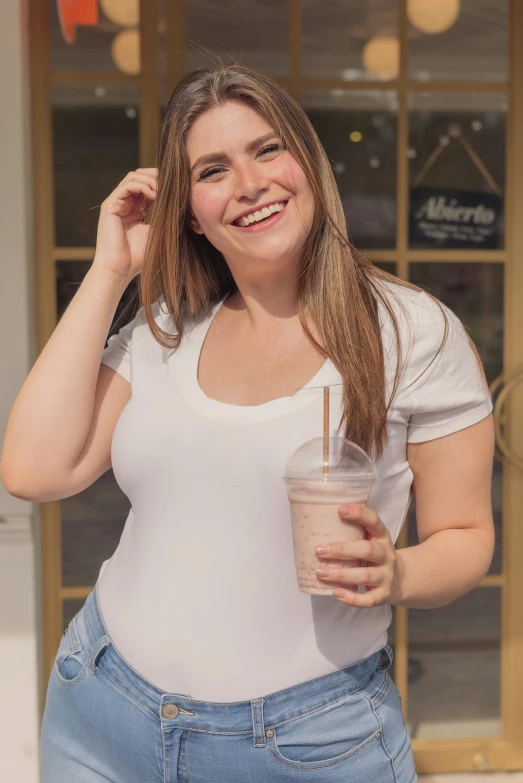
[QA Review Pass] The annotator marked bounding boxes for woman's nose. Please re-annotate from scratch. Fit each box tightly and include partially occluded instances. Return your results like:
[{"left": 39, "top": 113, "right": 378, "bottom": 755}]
[{"left": 233, "top": 161, "right": 270, "bottom": 201}]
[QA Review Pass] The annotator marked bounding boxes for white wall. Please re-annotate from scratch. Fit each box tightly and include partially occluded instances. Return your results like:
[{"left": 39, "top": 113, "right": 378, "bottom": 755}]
[{"left": 0, "top": 1, "right": 42, "bottom": 781}]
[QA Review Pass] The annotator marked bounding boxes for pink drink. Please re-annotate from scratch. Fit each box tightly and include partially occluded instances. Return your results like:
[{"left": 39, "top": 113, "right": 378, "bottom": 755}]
[
  {"left": 283, "top": 437, "right": 376, "bottom": 596},
  {"left": 288, "top": 484, "right": 369, "bottom": 595}
]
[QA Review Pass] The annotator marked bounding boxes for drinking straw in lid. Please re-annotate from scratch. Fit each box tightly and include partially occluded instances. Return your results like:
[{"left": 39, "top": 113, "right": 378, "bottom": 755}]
[{"left": 323, "top": 386, "right": 329, "bottom": 473}]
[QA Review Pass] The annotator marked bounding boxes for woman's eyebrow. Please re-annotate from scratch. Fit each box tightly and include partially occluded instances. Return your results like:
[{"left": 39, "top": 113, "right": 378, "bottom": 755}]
[{"left": 190, "top": 132, "right": 279, "bottom": 175}]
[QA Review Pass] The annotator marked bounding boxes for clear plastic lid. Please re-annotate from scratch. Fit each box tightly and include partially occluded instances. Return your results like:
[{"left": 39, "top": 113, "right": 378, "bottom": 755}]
[{"left": 283, "top": 436, "right": 376, "bottom": 487}]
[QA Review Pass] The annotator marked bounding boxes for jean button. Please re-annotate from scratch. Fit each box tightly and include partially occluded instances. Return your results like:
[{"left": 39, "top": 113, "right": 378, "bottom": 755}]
[{"left": 162, "top": 703, "right": 180, "bottom": 719}]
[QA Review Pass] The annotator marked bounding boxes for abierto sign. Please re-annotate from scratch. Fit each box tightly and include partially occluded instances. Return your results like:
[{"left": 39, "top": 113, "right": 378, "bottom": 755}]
[{"left": 409, "top": 187, "right": 502, "bottom": 249}]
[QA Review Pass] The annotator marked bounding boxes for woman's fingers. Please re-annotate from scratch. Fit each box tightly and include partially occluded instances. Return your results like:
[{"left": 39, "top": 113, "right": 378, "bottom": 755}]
[{"left": 103, "top": 178, "right": 156, "bottom": 219}]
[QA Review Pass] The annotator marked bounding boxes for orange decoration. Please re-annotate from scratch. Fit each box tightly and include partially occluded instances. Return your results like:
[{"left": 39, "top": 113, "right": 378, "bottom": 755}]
[{"left": 57, "top": 0, "right": 99, "bottom": 44}]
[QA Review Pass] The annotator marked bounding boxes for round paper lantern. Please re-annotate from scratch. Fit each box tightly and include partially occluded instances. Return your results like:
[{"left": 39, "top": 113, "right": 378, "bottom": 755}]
[
  {"left": 111, "top": 29, "right": 140, "bottom": 75},
  {"left": 362, "top": 37, "right": 399, "bottom": 80},
  {"left": 407, "top": 0, "right": 460, "bottom": 35},
  {"left": 101, "top": 0, "right": 139, "bottom": 28}
]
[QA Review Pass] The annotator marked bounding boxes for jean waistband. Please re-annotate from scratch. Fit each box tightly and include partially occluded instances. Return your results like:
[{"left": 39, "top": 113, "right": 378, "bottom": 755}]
[{"left": 83, "top": 581, "right": 393, "bottom": 737}]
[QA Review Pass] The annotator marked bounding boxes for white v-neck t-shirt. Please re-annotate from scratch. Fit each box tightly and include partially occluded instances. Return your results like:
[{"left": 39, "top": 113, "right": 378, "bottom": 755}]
[{"left": 97, "top": 280, "right": 493, "bottom": 701}]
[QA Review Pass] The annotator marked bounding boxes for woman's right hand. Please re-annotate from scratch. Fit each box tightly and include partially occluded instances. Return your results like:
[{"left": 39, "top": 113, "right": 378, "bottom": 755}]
[{"left": 92, "top": 168, "right": 158, "bottom": 282}]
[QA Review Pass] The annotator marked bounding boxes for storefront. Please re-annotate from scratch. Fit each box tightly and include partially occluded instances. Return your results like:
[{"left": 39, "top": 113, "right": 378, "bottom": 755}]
[{"left": 29, "top": 0, "right": 523, "bottom": 773}]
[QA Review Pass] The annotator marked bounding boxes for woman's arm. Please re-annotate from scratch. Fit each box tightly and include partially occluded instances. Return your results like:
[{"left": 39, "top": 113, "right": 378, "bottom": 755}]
[
  {"left": 314, "top": 415, "right": 495, "bottom": 609},
  {"left": 394, "top": 413, "right": 495, "bottom": 609}
]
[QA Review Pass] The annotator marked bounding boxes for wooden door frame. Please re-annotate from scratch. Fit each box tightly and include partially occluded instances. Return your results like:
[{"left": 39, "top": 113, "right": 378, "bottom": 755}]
[{"left": 29, "top": 0, "right": 523, "bottom": 772}]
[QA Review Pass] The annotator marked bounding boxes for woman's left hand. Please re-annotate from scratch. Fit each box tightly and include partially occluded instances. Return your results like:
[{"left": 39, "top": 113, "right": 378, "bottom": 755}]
[{"left": 315, "top": 504, "right": 403, "bottom": 607}]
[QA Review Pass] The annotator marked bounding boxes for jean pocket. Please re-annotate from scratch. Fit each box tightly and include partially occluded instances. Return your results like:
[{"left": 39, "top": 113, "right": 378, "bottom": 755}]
[
  {"left": 266, "top": 688, "right": 383, "bottom": 770},
  {"left": 53, "top": 606, "right": 111, "bottom": 689}
]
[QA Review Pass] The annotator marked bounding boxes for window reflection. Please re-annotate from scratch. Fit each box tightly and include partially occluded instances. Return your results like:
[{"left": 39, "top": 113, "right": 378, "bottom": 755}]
[
  {"left": 408, "top": 589, "right": 501, "bottom": 739},
  {"left": 302, "top": 91, "right": 397, "bottom": 249},
  {"left": 409, "top": 0, "right": 508, "bottom": 83},
  {"left": 52, "top": 84, "right": 140, "bottom": 248},
  {"left": 409, "top": 93, "right": 506, "bottom": 250},
  {"left": 186, "top": 0, "right": 289, "bottom": 77},
  {"left": 302, "top": 0, "right": 398, "bottom": 81}
]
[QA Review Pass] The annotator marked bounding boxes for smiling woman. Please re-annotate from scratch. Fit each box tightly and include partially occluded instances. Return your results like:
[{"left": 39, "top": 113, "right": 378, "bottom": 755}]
[{"left": 27, "top": 63, "right": 494, "bottom": 783}]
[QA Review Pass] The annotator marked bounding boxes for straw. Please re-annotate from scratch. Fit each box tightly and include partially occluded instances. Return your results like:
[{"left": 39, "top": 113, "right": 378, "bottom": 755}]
[{"left": 323, "top": 386, "right": 329, "bottom": 473}]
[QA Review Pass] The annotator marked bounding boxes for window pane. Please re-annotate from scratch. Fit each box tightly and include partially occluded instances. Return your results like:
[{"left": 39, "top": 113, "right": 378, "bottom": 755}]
[
  {"left": 186, "top": 0, "right": 289, "bottom": 77},
  {"left": 302, "top": 90, "right": 397, "bottom": 249},
  {"left": 409, "top": 93, "right": 506, "bottom": 250},
  {"left": 302, "top": 0, "right": 398, "bottom": 82},
  {"left": 409, "top": 0, "right": 508, "bottom": 83},
  {"left": 50, "top": 1, "right": 141, "bottom": 74},
  {"left": 56, "top": 261, "right": 139, "bottom": 588},
  {"left": 373, "top": 261, "right": 396, "bottom": 276},
  {"left": 62, "top": 600, "right": 87, "bottom": 633},
  {"left": 408, "top": 262, "right": 503, "bottom": 575},
  {"left": 61, "top": 472, "right": 131, "bottom": 588},
  {"left": 52, "top": 84, "right": 140, "bottom": 248},
  {"left": 408, "top": 588, "right": 501, "bottom": 739}
]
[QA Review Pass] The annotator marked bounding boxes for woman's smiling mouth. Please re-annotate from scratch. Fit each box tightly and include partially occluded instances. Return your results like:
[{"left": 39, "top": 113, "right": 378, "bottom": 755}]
[{"left": 231, "top": 200, "right": 289, "bottom": 232}]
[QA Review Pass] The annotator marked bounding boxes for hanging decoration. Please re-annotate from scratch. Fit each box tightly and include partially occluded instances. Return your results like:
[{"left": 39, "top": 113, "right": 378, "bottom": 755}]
[
  {"left": 57, "top": 0, "right": 98, "bottom": 45},
  {"left": 407, "top": 0, "right": 460, "bottom": 35},
  {"left": 409, "top": 128, "right": 503, "bottom": 249},
  {"left": 362, "top": 37, "right": 399, "bottom": 80}
]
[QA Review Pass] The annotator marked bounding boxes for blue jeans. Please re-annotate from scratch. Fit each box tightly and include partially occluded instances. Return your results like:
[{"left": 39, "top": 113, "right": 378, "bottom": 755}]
[{"left": 40, "top": 582, "right": 417, "bottom": 782}]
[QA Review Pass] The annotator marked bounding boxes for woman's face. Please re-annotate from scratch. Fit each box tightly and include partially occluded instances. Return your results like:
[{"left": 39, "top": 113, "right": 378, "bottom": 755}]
[{"left": 186, "top": 100, "right": 315, "bottom": 282}]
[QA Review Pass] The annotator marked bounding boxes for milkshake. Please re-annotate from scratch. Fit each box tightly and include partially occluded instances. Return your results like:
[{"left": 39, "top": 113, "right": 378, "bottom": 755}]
[{"left": 283, "top": 437, "right": 376, "bottom": 595}]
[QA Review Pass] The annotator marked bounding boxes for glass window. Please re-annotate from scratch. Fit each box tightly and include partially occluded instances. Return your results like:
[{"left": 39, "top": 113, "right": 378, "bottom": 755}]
[
  {"left": 408, "top": 0, "right": 509, "bottom": 83},
  {"left": 408, "top": 588, "right": 501, "bottom": 739},
  {"left": 302, "top": 0, "right": 398, "bottom": 82},
  {"left": 62, "top": 600, "right": 87, "bottom": 633},
  {"left": 186, "top": 0, "right": 290, "bottom": 77},
  {"left": 61, "top": 471, "right": 131, "bottom": 588},
  {"left": 302, "top": 90, "right": 398, "bottom": 249},
  {"left": 373, "top": 261, "right": 396, "bottom": 275},
  {"left": 50, "top": 1, "right": 141, "bottom": 74},
  {"left": 407, "top": 262, "right": 503, "bottom": 575},
  {"left": 408, "top": 93, "right": 506, "bottom": 250},
  {"left": 52, "top": 84, "right": 140, "bottom": 248},
  {"left": 56, "top": 261, "right": 139, "bottom": 588}
]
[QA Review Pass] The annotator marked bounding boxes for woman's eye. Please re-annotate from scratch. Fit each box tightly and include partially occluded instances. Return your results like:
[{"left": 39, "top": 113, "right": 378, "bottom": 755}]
[
  {"left": 198, "top": 166, "right": 223, "bottom": 180},
  {"left": 260, "top": 143, "right": 281, "bottom": 155},
  {"left": 197, "top": 143, "right": 282, "bottom": 181}
]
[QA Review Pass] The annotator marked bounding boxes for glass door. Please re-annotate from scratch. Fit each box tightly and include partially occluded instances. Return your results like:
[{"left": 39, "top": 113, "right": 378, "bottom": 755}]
[{"left": 31, "top": 0, "right": 523, "bottom": 771}]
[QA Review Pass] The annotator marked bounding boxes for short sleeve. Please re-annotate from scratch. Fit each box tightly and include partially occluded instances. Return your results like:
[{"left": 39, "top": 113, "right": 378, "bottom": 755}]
[
  {"left": 100, "top": 305, "right": 145, "bottom": 383},
  {"left": 396, "top": 294, "right": 493, "bottom": 443}
]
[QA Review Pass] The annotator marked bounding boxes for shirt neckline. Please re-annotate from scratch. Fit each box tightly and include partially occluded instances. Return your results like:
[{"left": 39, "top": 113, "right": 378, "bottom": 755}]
[{"left": 175, "top": 292, "right": 341, "bottom": 423}]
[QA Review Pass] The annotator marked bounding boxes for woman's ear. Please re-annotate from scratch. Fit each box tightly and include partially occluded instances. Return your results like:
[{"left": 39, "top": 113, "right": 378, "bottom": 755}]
[{"left": 187, "top": 211, "right": 204, "bottom": 234}]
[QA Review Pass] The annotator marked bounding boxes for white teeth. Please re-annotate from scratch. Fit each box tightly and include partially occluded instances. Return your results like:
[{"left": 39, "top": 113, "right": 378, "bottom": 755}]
[{"left": 237, "top": 201, "right": 286, "bottom": 227}]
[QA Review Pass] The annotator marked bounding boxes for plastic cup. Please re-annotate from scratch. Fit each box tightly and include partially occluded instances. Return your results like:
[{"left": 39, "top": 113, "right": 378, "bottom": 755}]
[{"left": 282, "top": 437, "right": 376, "bottom": 595}]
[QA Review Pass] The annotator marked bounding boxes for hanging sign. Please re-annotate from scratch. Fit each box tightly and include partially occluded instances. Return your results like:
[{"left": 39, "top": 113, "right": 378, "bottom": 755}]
[
  {"left": 409, "top": 187, "right": 502, "bottom": 249},
  {"left": 57, "top": 0, "right": 99, "bottom": 45}
]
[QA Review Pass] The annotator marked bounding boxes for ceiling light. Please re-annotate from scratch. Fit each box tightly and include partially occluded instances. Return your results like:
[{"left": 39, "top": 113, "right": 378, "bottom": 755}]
[
  {"left": 100, "top": 0, "right": 139, "bottom": 27},
  {"left": 407, "top": 0, "right": 460, "bottom": 35},
  {"left": 111, "top": 29, "right": 140, "bottom": 75},
  {"left": 349, "top": 131, "right": 363, "bottom": 143},
  {"left": 362, "top": 37, "right": 399, "bottom": 81}
]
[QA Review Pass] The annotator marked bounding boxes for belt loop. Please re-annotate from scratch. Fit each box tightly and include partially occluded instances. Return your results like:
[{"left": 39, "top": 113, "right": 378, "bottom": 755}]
[
  {"left": 378, "top": 644, "right": 394, "bottom": 671},
  {"left": 251, "top": 698, "right": 266, "bottom": 748},
  {"left": 88, "top": 635, "right": 111, "bottom": 675}
]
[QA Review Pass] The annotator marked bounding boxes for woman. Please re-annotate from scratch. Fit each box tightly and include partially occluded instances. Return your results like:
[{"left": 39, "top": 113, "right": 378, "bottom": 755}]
[{"left": 1, "top": 65, "right": 494, "bottom": 782}]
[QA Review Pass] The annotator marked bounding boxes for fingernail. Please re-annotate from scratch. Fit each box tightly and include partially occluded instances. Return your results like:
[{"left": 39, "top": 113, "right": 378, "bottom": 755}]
[
  {"left": 316, "top": 544, "right": 330, "bottom": 554},
  {"left": 339, "top": 505, "right": 355, "bottom": 515}
]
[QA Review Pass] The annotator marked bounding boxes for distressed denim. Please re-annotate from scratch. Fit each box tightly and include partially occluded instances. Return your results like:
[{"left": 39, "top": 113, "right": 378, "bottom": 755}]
[{"left": 40, "top": 581, "right": 417, "bottom": 782}]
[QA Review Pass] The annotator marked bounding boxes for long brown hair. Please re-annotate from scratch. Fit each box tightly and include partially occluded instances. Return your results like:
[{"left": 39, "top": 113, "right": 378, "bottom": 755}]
[{"left": 139, "top": 63, "right": 479, "bottom": 460}]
